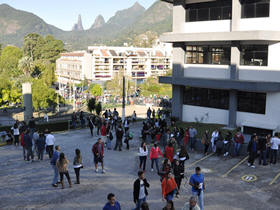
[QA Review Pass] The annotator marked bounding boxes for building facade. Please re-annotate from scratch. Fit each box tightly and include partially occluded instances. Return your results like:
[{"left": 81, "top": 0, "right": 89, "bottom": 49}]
[
  {"left": 56, "top": 46, "right": 172, "bottom": 86},
  {"left": 160, "top": 0, "right": 280, "bottom": 133}
]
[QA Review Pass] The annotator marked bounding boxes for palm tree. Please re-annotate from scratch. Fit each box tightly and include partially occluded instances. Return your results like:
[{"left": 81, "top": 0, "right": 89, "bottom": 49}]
[{"left": 18, "top": 56, "right": 34, "bottom": 78}]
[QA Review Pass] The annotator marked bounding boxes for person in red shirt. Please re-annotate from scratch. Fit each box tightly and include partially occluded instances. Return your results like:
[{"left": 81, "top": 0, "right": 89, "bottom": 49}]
[
  {"left": 20, "top": 131, "right": 26, "bottom": 160},
  {"left": 92, "top": 138, "right": 105, "bottom": 173},
  {"left": 165, "top": 142, "right": 174, "bottom": 164},
  {"left": 161, "top": 172, "right": 178, "bottom": 201},
  {"left": 234, "top": 128, "right": 244, "bottom": 156},
  {"left": 149, "top": 143, "right": 163, "bottom": 173},
  {"left": 100, "top": 123, "right": 107, "bottom": 142},
  {"left": 184, "top": 128, "right": 190, "bottom": 148}
]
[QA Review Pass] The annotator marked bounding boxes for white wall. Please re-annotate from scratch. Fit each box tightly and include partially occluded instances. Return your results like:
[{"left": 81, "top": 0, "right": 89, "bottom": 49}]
[
  {"left": 239, "top": 66, "right": 280, "bottom": 83},
  {"left": 184, "top": 64, "right": 230, "bottom": 79},
  {"left": 268, "top": 43, "right": 280, "bottom": 68},
  {"left": 182, "top": 105, "right": 229, "bottom": 125},
  {"left": 182, "top": 20, "right": 231, "bottom": 33}
]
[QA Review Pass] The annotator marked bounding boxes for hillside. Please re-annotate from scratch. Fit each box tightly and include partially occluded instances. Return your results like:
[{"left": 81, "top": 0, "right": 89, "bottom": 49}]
[{"left": 0, "top": 1, "right": 172, "bottom": 50}]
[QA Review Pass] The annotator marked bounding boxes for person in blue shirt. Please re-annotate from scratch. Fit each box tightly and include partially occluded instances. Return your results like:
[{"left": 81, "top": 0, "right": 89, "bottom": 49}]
[
  {"left": 189, "top": 167, "right": 205, "bottom": 210},
  {"left": 50, "top": 145, "right": 60, "bottom": 187},
  {"left": 103, "top": 193, "right": 121, "bottom": 210}
]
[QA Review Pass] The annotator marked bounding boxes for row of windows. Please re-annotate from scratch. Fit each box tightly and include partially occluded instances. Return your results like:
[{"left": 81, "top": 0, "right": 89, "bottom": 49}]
[
  {"left": 186, "top": 0, "right": 270, "bottom": 22},
  {"left": 185, "top": 45, "right": 268, "bottom": 66},
  {"left": 183, "top": 87, "right": 266, "bottom": 114}
]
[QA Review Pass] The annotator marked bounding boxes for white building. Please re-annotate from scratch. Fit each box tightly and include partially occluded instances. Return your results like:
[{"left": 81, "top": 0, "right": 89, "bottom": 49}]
[{"left": 160, "top": 0, "right": 280, "bottom": 134}]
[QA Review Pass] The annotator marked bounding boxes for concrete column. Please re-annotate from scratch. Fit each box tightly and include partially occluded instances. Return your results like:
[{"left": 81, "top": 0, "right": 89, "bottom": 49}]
[
  {"left": 231, "top": 0, "right": 242, "bottom": 31},
  {"left": 22, "top": 82, "right": 33, "bottom": 122},
  {"left": 172, "top": 42, "right": 186, "bottom": 78},
  {"left": 230, "top": 42, "right": 240, "bottom": 80},
  {"left": 172, "top": 85, "right": 184, "bottom": 121},
  {"left": 229, "top": 90, "right": 238, "bottom": 128},
  {"left": 173, "top": 0, "right": 185, "bottom": 33}
]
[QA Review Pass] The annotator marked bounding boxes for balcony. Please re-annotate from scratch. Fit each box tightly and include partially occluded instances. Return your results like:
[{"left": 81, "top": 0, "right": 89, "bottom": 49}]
[{"left": 182, "top": 20, "right": 231, "bottom": 33}]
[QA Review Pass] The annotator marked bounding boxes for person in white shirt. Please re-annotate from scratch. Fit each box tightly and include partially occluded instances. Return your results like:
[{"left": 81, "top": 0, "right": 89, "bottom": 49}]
[
  {"left": 211, "top": 129, "right": 219, "bottom": 153},
  {"left": 45, "top": 130, "right": 55, "bottom": 159},
  {"left": 182, "top": 196, "right": 201, "bottom": 210},
  {"left": 139, "top": 142, "right": 148, "bottom": 171},
  {"left": 11, "top": 121, "right": 20, "bottom": 147},
  {"left": 44, "top": 113, "right": 49, "bottom": 122},
  {"left": 270, "top": 133, "right": 280, "bottom": 164}
]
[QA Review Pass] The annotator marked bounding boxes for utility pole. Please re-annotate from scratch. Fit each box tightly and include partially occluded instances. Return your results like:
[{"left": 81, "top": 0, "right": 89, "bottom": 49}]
[{"left": 122, "top": 76, "right": 125, "bottom": 122}]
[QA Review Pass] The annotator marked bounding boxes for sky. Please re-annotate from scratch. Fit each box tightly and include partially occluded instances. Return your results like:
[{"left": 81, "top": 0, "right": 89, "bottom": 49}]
[{"left": 0, "top": 0, "right": 156, "bottom": 31}]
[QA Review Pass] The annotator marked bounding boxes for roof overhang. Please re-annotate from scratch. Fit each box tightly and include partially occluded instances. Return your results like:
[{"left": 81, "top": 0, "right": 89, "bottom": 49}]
[
  {"left": 160, "top": 31, "right": 280, "bottom": 43},
  {"left": 162, "top": 0, "right": 216, "bottom": 4},
  {"left": 159, "top": 76, "right": 280, "bottom": 92}
]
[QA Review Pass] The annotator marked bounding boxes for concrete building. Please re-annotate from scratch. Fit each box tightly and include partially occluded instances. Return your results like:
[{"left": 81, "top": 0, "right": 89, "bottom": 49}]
[
  {"left": 56, "top": 46, "right": 172, "bottom": 86},
  {"left": 160, "top": 0, "right": 280, "bottom": 134}
]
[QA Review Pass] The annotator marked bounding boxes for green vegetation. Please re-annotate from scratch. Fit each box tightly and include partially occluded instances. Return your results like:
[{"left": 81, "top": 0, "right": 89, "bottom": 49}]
[
  {"left": 139, "top": 77, "right": 172, "bottom": 98},
  {"left": 90, "top": 84, "right": 103, "bottom": 97},
  {"left": 87, "top": 98, "right": 102, "bottom": 116}
]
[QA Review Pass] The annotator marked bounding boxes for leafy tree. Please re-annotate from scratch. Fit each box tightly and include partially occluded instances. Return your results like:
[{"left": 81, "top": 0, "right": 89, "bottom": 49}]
[
  {"left": 18, "top": 56, "right": 34, "bottom": 79},
  {"left": 0, "top": 77, "right": 22, "bottom": 107},
  {"left": 96, "top": 102, "right": 102, "bottom": 116},
  {"left": 23, "top": 33, "right": 43, "bottom": 59},
  {"left": 139, "top": 77, "right": 172, "bottom": 98},
  {"left": 90, "top": 84, "right": 103, "bottom": 97},
  {"left": 0, "top": 46, "right": 23, "bottom": 77},
  {"left": 87, "top": 98, "right": 96, "bottom": 113}
]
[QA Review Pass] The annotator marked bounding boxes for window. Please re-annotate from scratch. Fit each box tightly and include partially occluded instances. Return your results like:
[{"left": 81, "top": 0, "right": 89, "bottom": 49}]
[
  {"left": 186, "top": 0, "right": 232, "bottom": 22},
  {"left": 183, "top": 87, "right": 229, "bottom": 110},
  {"left": 186, "top": 46, "right": 230, "bottom": 65},
  {"left": 237, "top": 91, "right": 266, "bottom": 114},
  {"left": 241, "top": 0, "right": 270, "bottom": 18},
  {"left": 240, "top": 45, "right": 268, "bottom": 66}
]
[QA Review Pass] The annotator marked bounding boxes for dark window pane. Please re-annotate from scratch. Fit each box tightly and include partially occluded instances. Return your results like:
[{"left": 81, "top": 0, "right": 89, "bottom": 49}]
[
  {"left": 243, "top": 4, "right": 255, "bottom": 18},
  {"left": 210, "top": 7, "right": 222, "bottom": 20},
  {"left": 222, "top": 6, "right": 232, "bottom": 19},
  {"left": 238, "top": 91, "right": 266, "bottom": 114},
  {"left": 256, "top": 3, "right": 269, "bottom": 17},
  {"left": 240, "top": 45, "right": 268, "bottom": 66},
  {"left": 198, "top": 8, "right": 209, "bottom": 21},
  {"left": 189, "top": 9, "right": 197, "bottom": 21}
]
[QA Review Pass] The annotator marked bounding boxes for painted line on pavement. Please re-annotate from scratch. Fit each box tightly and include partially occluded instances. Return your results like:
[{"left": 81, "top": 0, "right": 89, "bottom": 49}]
[
  {"left": 269, "top": 171, "right": 280, "bottom": 185},
  {"left": 222, "top": 156, "right": 249, "bottom": 178},
  {"left": 188, "top": 153, "right": 215, "bottom": 168}
]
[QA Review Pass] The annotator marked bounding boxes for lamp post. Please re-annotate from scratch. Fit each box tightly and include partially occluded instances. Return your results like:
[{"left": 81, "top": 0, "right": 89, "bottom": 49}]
[{"left": 122, "top": 76, "right": 125, "bottom": 122}]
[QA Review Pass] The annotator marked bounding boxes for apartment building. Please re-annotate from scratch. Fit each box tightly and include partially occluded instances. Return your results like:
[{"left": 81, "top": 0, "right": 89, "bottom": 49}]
[
  {"left": 160, "top": 0, "right": 280, "bottom": 133},
  {"left": 56, "top": 46, "right": 172, "bottom": 86}
]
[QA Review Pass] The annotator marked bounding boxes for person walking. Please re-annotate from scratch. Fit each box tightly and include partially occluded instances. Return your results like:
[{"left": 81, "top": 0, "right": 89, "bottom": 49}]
[
  {"left": 202, "top": 130, "right": 211, "bottom": 155},
  {"left": 182, "top": 196, "right": 201, "bottom": 210},
  {"left": 72, "top": 112, "right": 77, "bottom": 129},
  {"left": 161, "top": 172, "right": 178, "bottom": 202},
  {"left": 258, "top": 134, "right": 268, "bottom": 165},
  {"left": 114, "top": 125, "right": 124, "bottom": 151},
  {"left": 189, "top": 167, "right": 205, "bottom": 210},
  {"left": 56, "top": 153, "right": 72, "bottom": 189},
  {"left": 165, "top": 142, "right": 174, "bottom": 165},
  {"left": 88, "top": 116, "right": 95, "bottom": 137},
  {"left": 133, "top": 171, "right": 150, "bottom": 210},
  {"left": 11, "top": 121, "right": 20, "bottom": 147},
  {"left": 28, "top": 117, "right": 36, "bottom": 137},
  {"left": 23, "top": 129, "right": 34, "bottom": 162},
  {"left": 101, "top": 123, "right": 107, "bottom": 143},
  {"left": 270, "top": 133, "right": 280, "bottom": 165},
  {"left": 20, "top": 130, "right": 26, "bottom": 160},
  {"left": 37, "top": 132, "right": 46, "bottom": 161},
  {"left": 247, "top": 134, "right": 258, "bottom": 168},
  {"left": 103, "top": 193, "right": 121, "bottom": 210},
  {"left": 189, "top": 126, "right": 197, "bottom": 151},
  {"left": 183, "top": 128, "right": 189, "bottom": 148},
  {"left": 107, "top": 128, "right": 113, "bottom": 150},
  {"left": 139, "top": 142, "right": 148, "bottom": 171},
  {"left": 149, "top": 143, "right": 163, "bottom": 173},
  {"left": 73, "top": 148, "right": 83, "bottom": 184},
  {"left": 50, "top": 145, "right": 60, "bottom": 187},
  {"left": 173, "top": 159, "right": 184, "bottom": 197},
  {"left": 211, "top": 129, "right": 219, "bottom": 153},
  {"left": 132, "top": 111, "right": 137, "bottom": 123},
  {"left": 92, "top": 138, "right": 105, "bottom": 173},
  {"left": 163, "top": 200, "right": 175, "bottom": 210},
  {"left": 234, "top": 128, "right": 244, "bottom": 156},
  {"left": 45, "top": 130, "right": 55, "bottom": 159}
]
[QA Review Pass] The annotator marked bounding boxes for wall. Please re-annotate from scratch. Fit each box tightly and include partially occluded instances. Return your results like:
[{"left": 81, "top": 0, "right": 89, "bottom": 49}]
[
  {"left": 184, "top": 64, "right": 230, "bottom": 79},
  {"left": 182, "top": 20, "right": 231, "bottom": 33}
]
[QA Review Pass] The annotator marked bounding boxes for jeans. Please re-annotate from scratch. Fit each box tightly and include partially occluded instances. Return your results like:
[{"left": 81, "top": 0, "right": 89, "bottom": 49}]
[
  {"left": 46, "top": 145, "right": 54, "bottom": 159},
  {"left": 23, "top": 146, "right": 27, "bottom": 160},
  {"left": 204, "top": 144, "right": 210, "bottom": 154},
  {"left": 192, "top": 190, "right": 204, "bottom": 210},
  {"left": 151, "top": 158, "right": 159, "bottom": 172},
  {"left": 38, "top": 149, "right": 44, "bottom": 160},
  {"left": 190, "top": 137, "right": 196, "bottom": 150},
  {"left": 139, "top": 156, "right": 147, "bottom": 171},
  {"left": 26, "top": 147, "right": 34, "bottom": 161},
  {"left": 234, "top": 143, "right": 241, "bottom": 156},
  {"left": 74, "top": 167, "right": 81, "bottom": 183},
  {"left": 134, "top": 197, "right": 146, "bottom": 210},
  {"left": 248, "top": 151, "right": 257, "bottom": 166},
  {"left": 259, "top": 150, "right": 267, "bottom": 165},
  {"left": 166, "top": 189, "right": 177, "bottom": 201},
  {"left": 52, "top": 165, "right": 59, "bottom": 185},
  {"left": 270, "top": 149, "right": 278, "bottom": 164},
  {"left": 114, "top": 138, "right": 122, "bottom": 151}
]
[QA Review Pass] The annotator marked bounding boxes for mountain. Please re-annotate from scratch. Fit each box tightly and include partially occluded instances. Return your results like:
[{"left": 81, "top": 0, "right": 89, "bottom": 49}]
[
  {"left": 90, "top": 15, "right": 105, "bottom": 29},
  {"left": 0, "top": 1, "right": 172, "bottom": 50},
  {"left": 72, "top": 14, "right": 84, "bottom": 31},
  {"left": 0, "top": 3, "right": 63, "bottom": 46}
]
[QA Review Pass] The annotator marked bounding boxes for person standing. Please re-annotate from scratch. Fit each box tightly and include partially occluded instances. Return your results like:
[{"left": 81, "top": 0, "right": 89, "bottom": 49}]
[
  {"left": 23, "top": 129, "right": 34, "bottom": 162},
  {"left": 189, "top": 126, "right": 197, "bottom": 151},
  {"left": 50, "top": 145, "right": 60, "bottom": 187},
  {"left": 161, "top": 172, "right": 178, "bottom": 202},
  {"left": 189, "top": 167, "right": 205, "bottom": 210},
  {"left": 103, "top": 193, "right": 121, "bottom": 210},
  {"left": 133, "top": 171, "right": 150, "bottom": 210},
  {"left": 28, "top": 117, "right": 36, "bottom": 137},
  {"left": 182, "top": 196, "right": 201, "bottom": 210},
  {"left": 45, "top": 130, "right": 55, "bottom": 159},
  {"left": 247, "top": 134, "right": 258, "bottom": 168},
  {"left": 173, "top": 160, "right": 184, "bottom": 197},
  {"left": 20, "top": 130, "right": 26, "bottom": 160},
  {"left": 80, "top": 111, "right": 85, "bottom": 128},
  {"left": 73, "top": 148, "right": 83, "bottom": 184},
  {"left": 234, "top": 128, "right": 244, "bottom": 156},
  {"left": 139, "top": 142, "right": 148, "bottom": 171},
  {"left": 258, "top": 134, "right": 268, "bottom": 166},
  {"left": 72, "top": 112, "right": 77, "bottom": 129},
  {"left": 270, "top": 133, "right": 280, "bottom": 165},
  {"left": 101, "top": 123, "right": 107, "bottom": 143},
  {"left": 11, "top": 121, "right": 20, "bottom": 147},
  {"left": 92, "top": 138, "right": 105, "bottom": 173},
  {"left": 56, "top": 153, "right": 72, "bottom": 189},
  {"left": 149, "top": 143, "right": 163, "bottom": 173},
  {"left": 132, "top": 111, "right": 137, "bottom": 123},
  {"left": 211, "top": 129, "right": 219, "bottom": 153},
  {"left": 88, "top": 116, "right": 95, "bottom": 137},
  {"left": 114, "top": 125, "right": 124, "bottom": 151},
  {"left": 164, "top": 142, "right": 174, "bottom": 164},
  {"left": 37, "top": 133, "right": 46, "bottom": 161},
  {"left": 202, "top": 130, "right": 210, "bottom": 155}
]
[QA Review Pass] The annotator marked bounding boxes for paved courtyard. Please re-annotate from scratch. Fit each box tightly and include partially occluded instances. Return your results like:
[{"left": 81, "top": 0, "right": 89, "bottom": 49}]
[{"left": 0, "top": 122, "right": 280, "bottom": 210}]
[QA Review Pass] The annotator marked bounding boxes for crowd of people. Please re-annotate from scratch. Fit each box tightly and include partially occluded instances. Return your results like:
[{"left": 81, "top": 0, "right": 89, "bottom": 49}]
[{"left": 6, "top": 106, "right": 280, "bottom": 210}]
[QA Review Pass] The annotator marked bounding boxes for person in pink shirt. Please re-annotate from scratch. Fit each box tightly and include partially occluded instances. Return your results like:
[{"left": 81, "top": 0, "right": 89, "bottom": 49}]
[{"left": 149, "top": 143, "right": 163, "bottom": 173}]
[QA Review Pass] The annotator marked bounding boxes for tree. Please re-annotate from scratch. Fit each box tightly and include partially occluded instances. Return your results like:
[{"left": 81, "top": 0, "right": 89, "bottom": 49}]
[
  {"left": 18, "top": 56, "right": 34, "bottom": 79},
  {"left": 139, "top": 77, "right": 172, "bottom": 98},
  {"left": 87, "top": 98, "right": 96, "bottom": 113},
  {"left": 96, "top": 102, "right": 102, "bottom": 116},
  {"left": 0, "top": 46, "right": 23, "bottom": 77},
  {"left": 0, "top": 77, "right": 22, "bottom": 107},
  {"left": 90, "top": 84, "right": 103, "bottom": 97},
  {"left": 23, "top": 33, "right": 43, "bottom": 59}
]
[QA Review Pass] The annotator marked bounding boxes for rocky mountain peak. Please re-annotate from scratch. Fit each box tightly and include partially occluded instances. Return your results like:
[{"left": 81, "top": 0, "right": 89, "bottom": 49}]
[
  {"left": 90, "top": 15, "right": 105, "bottom": 29},
  {"left": 72, "top": 14, "right": 84, "bottom": 31}
]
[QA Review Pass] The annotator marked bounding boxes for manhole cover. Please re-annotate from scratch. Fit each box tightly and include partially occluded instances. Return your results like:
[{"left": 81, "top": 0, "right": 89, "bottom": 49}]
[{"left": 241, "top": 175, "right": 257, "bottom": 182}]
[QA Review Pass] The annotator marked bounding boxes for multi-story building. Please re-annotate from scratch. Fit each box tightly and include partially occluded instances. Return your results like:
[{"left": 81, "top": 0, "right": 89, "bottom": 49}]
[
  {"left": 56, "top": 46, "right": 172, "bottom": 86},
  {"left": 160, "top": 0, "right": 280, "bottom": 133}
]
